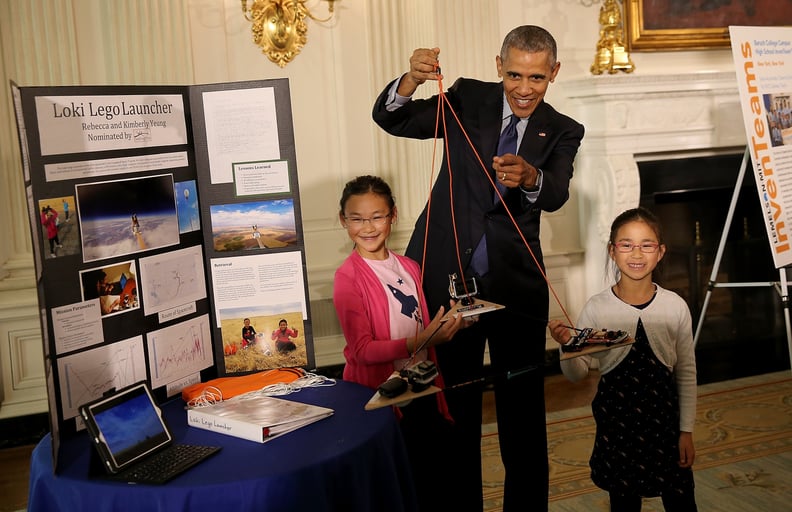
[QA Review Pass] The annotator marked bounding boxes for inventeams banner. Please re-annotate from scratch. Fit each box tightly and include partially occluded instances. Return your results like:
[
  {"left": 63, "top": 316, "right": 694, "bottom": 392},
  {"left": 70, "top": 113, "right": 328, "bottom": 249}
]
[{"left": 730, "top": 25, "right": 792, "bottom": 268}]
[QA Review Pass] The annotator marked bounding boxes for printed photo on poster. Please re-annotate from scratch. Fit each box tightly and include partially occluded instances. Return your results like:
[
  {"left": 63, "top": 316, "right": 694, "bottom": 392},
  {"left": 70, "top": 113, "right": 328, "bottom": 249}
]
[
  {"left": 75, "top": 174, "right": 179, "bottom": 262},
  {"left": 765, "top": 93, "right": 792, "bottom": 147},
  {"left": 79, "top": 260, "right": 140, "bottom": 317},
  {"left": 175, "top": 180, "right": 201, "bottom": 233},
  {"left": 209, "top": 198, "right": 297, "bottom": 252},
  {"left": 37, "top": 196, "right": 78, "bottom": 260},
  {"left": 220, "top": 306, "right": 306, "bottom": 373}
]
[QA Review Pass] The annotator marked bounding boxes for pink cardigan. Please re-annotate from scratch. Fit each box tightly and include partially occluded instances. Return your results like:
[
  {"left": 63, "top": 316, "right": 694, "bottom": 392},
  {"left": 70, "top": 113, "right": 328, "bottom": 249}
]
[{"left": 333, "top": 250, "right": 450, "bottom": 420}]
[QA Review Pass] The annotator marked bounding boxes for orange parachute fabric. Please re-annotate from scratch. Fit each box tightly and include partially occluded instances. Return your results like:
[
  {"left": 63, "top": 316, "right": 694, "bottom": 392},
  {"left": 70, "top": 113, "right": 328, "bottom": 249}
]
[{"left": 181, "top": 367, "right": 306, "bottom": 403}]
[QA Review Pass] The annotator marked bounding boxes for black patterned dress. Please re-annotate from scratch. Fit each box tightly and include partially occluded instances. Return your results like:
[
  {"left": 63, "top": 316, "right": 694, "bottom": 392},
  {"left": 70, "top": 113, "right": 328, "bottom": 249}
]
[{"left": 589, "top": 313, "right": 695, "bottom": 497}]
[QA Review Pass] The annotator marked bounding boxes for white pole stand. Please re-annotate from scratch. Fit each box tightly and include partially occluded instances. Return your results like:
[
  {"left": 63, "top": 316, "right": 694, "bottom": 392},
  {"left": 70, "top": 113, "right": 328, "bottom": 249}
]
[{"left": 693, "top": 147, "right": 792, "bottom": 373}]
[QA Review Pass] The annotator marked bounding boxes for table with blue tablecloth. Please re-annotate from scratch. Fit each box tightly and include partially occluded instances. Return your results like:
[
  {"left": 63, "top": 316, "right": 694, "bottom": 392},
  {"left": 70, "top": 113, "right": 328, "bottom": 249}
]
[{"left": 28, "top": 379, "right": 417, "bottom": 512}]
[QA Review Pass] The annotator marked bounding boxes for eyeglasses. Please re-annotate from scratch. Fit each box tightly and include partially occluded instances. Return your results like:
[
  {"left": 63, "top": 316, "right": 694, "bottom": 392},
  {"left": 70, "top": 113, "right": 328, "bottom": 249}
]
[
  {"left": 613, "top": 242, "right": 660, "bottom": 253},
  {"left": 343, "top": 213, "right": 391, "bottom": 228}
]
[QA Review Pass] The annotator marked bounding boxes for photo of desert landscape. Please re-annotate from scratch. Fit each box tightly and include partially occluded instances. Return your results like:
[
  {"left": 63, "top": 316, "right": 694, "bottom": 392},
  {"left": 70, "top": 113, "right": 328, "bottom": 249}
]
[{"left": 210, "top": 199, "right": 297, "bottom": 252}]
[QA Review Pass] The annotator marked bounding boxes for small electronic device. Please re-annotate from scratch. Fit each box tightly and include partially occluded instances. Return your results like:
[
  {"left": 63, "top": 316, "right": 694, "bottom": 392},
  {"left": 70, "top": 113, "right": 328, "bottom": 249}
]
[
  {"left": 561, "top": 327, "right": 630, "bottom": 353},
  {"left": 79, "top": 381, "right": 220, "bottom": 484},
  {"left": 441, "top": 273, "right": 505, "bottom": 321},
  {"left": 448, "top": 273, "right": 478, "bottom": 305},
  {"left": 400, "top": 361, "right": 438, "bottom": 393},
  {"left": 377, "top": 376, "right": 409, "bottom": 398},
  {"left": 366, "top": 364, "right": 444, "bottom": 411}
]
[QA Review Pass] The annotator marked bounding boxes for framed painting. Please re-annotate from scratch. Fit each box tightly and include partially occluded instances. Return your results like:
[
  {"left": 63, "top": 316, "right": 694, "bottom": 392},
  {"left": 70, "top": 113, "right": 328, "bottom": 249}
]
[{"left": 624, "top": 0, "right": 792, "bottom": 51}]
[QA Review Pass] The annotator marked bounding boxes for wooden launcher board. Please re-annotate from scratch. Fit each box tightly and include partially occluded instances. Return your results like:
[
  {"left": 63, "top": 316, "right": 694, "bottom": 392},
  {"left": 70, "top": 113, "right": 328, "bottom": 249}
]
[
  {"left": 560, "top": 332, "right": 635, "bottom": 360},
  {"left": 442, "top": 297, "right": 504, "bottom": 321},
  {"left": 365, "top": 382, "right": 441, "bottom": 410}
]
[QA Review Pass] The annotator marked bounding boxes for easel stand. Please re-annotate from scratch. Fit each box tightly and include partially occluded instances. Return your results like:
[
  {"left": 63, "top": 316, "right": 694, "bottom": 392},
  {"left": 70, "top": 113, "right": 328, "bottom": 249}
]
[{"left": 693, "top": 147, "right": 792, "bottom": 372}]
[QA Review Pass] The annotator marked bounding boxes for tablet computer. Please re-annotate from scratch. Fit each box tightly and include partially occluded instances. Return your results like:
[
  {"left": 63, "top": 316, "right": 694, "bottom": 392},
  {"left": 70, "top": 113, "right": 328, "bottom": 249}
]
[{"left": 79, "top": 381, "right": 220, "bottom": 484}]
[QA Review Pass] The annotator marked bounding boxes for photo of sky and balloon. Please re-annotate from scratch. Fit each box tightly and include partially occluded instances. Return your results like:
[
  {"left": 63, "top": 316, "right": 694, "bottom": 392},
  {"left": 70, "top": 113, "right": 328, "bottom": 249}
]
[
  {"left": 76, "top": 174, "right": 180, "bottom": 262},
  {"left": 175, "top": 180, "right": 201, "bottom": 233}
]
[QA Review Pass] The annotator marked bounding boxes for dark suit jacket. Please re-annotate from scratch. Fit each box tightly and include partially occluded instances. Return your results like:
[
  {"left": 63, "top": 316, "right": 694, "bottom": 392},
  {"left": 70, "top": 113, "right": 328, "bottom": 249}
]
[{"left": 373, "top": 77, "right": 584, "bottom": 318}]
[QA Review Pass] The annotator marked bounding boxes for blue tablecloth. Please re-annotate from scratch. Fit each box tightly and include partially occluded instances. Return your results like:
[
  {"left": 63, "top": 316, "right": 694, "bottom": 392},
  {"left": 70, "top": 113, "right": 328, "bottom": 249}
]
[{"left": 28, "top": 380, "right": 417, "bottom": 512}]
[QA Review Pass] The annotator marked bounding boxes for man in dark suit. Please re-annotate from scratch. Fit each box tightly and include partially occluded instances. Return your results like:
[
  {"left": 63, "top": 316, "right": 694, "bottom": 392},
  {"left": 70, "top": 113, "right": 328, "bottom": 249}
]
[{"left": 372, "top": 25, "right": 584, "bottom": 511}]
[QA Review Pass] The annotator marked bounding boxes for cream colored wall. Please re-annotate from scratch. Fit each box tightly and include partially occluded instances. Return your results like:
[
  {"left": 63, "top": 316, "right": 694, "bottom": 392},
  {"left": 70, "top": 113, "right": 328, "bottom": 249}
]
[{"left": 0, "top": 0, "right": 738, "bottom": 416}]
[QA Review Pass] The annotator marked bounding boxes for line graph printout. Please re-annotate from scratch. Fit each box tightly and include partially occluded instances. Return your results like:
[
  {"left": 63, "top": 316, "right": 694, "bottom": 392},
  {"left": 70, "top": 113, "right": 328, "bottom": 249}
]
[
  {"left": 139, "top": 244, "right": 207, "bottom": 316},
  {"left": 146, "top": 314, "right": 213, "bottom": 388},
  {"left": 57, "top": 335, "right": 146, "bottom": 420}
]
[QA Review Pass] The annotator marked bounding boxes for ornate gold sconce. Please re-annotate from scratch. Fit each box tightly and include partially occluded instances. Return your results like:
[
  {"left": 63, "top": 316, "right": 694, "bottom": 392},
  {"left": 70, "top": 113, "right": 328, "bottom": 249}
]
[
  {"left": 590, "top": 0, "right": 635, "bottom": 74},
  {"left": 241, "top": 0, "right": 337, "bottom": 68}
]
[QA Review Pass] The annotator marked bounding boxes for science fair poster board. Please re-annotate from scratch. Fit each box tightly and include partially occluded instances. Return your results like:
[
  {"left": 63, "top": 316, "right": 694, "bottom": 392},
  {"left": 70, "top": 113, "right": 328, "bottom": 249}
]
[
  {"left": 730, "top": 26, "right": 792, "bottom": 268},
  {"left": 11, "top": 80, "right": 316, "bottom": 464}
]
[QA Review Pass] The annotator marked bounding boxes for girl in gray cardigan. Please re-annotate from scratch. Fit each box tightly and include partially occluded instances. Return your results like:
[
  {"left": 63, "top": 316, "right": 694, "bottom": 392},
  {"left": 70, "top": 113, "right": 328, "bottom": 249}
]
[{"left": 549, "top": 207, "right": 697, "bottom": 512}]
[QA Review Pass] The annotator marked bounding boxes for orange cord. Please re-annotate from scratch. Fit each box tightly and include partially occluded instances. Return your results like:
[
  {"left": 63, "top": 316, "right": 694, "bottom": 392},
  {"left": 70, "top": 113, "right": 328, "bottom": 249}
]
[{"left": 415, "top": 65, "right": 575, "bottom": 329}]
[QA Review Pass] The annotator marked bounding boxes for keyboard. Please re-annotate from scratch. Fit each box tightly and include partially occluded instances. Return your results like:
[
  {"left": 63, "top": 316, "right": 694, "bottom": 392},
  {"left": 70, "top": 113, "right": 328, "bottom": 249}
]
[{"left": 114, "top": 444, "right": 221, "bottom": 485}]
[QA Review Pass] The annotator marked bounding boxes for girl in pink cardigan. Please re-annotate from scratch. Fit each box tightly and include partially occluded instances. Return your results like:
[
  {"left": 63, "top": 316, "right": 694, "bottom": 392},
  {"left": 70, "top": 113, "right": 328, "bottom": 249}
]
[{"left": 333, "top": 175, "right": 465, "bottom": 510}]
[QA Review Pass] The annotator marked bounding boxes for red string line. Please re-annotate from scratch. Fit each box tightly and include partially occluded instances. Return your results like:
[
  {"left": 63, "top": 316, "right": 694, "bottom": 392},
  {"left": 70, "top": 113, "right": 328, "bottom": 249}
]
[{"left": 416, "top": 65, "right": 574, "bottom": 328}]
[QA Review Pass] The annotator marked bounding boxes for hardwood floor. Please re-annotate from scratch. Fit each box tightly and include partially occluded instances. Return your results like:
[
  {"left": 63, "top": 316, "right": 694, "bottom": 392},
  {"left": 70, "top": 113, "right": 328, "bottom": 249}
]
[
  {"left": 0, "top": 444, "right": 33, "bottom": 512},
  {"left": 0, "top": 370, "right": 599, "bottom": 512}
]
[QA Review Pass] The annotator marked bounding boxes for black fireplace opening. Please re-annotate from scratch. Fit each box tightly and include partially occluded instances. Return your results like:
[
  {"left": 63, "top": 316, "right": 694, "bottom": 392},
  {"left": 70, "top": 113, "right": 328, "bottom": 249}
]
[{"left": 639, "top": 152, "right": 791, "bottom": 384}]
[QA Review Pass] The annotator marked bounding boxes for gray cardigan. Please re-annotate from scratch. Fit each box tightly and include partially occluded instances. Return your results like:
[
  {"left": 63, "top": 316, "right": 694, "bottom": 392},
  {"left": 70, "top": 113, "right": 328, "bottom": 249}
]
[{"left": 559, "top": 284, "right": 697, "bottom": 432}]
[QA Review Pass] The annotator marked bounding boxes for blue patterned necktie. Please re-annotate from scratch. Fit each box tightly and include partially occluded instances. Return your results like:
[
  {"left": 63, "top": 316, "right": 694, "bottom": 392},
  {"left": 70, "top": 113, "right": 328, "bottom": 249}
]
[
  {"left": 494, "top": 114, "right": 520, "bottom": 199},
  {"left": 471, "top": 114, "right": 521, "bottom": 276}
]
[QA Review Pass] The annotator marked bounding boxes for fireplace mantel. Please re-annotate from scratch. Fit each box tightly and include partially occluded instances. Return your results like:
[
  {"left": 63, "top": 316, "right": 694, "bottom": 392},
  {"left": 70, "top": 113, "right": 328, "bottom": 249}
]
[{"left": 559, "top": 71, "right": 748, "bottom": 299}]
